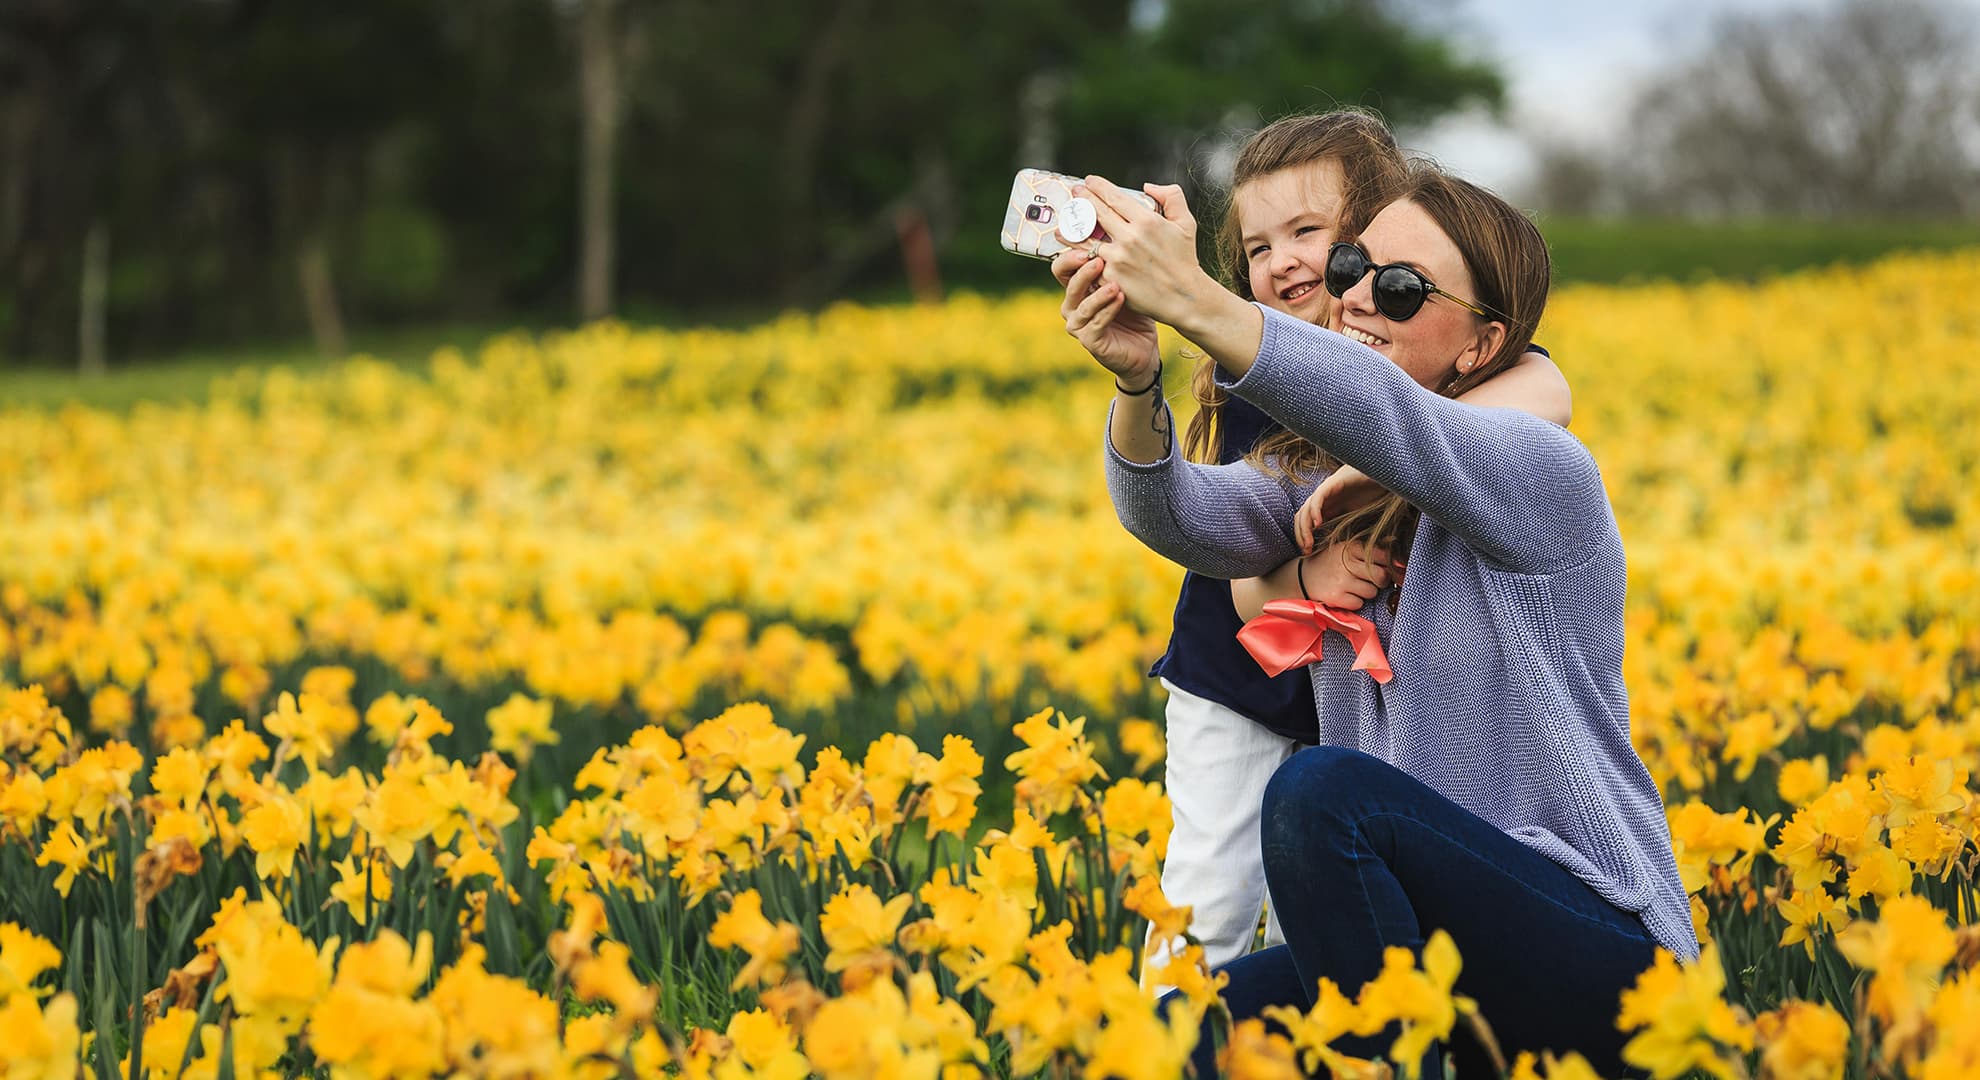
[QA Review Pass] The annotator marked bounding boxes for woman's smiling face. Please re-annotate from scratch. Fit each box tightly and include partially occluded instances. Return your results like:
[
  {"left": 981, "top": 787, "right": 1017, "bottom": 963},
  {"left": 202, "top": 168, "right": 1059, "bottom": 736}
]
[
  {"left": 1335, "top": 199, "right": 1504, "bottom": 392},
  {"left": 1236, "top": 161, "right": 1346, "bottom": 326}
]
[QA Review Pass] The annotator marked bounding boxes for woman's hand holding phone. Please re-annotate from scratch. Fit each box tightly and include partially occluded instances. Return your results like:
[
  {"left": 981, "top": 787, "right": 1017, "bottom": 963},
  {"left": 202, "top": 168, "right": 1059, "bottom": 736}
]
[
  {"left": 1075, "top": 177, "right": 1213, "bottom": 327},
  {"left": 1055, "top": 248, "right": 1159, "bottom": 389},
  {"left": 1080, "top": 175, "right": 1267, "bottom": 380},
  {"left": 1004, "top": 170, "right": 1193, "bottom": 391}
]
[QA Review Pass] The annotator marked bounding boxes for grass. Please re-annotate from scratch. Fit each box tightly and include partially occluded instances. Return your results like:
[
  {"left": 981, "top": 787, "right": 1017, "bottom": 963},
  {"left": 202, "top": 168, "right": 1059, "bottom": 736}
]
[
  {"left": 0, "top": 321, "right": 538, "bottom": 412},
  {"left": 1539, "top": 217, "right": 1980, "bottom": 286}
]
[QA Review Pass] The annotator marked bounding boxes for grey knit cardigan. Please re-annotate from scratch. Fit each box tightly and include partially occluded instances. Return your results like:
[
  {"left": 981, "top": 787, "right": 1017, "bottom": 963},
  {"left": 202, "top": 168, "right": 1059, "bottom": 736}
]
[{"left": 1104, "top": 305, "right": 1696, "bottom": 959}]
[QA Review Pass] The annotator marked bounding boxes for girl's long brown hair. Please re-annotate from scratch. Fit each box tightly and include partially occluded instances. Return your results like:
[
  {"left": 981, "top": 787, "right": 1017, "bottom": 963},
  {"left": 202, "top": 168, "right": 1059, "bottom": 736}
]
[
  {"left": 1183, "top": 109, "right": 1410, "bottom": 475},
  {"left": 1311, "top": 165, "right": 1553, "bottom": 594}
]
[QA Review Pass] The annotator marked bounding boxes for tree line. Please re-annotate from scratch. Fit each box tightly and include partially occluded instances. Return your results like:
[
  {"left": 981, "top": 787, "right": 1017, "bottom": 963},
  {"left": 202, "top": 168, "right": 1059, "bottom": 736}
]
[
  {"left": 1528, "top": 0, "right": 1980, "bottom": 221},
  {"left": 0, "top": 0, "right": 1503, "bottom": 367}
]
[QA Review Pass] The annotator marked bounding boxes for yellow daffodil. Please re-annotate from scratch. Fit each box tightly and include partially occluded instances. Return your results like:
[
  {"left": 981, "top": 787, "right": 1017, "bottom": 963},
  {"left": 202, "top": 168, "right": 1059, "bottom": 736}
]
[
  {"left": 1005, "top": 708, "right": 1107, "bottom": 817},
  {"left": 428, "top": 945, "right": 562, "bottom": 1077},
  {"left": 149, "top": 746, "right": 210, "bottom": 810},
  {"left": 0, "top": 924, "right": 61, "bottom": 999},
  {"left": 207, "top": 897, "right": 334, "bottom": 1031},
  {"left": 720, "top": 1008, "right": 810, "bottom": 1080},
  {"left": 238, "top": 791, "right": 308, "bottom": 881},
  {"left": 1509, "top": 1050, "right": 1606, "bottom": 1080},
  {"left": 1117, "top": 717, "right": 1166, "bottom": 774},
  {"left": 1754, "top": 999, "right": 1850, "bottom": 1080},
  {"left": 707, "top": 889, "right": 801, "bottom": 992},
  {"left": 1835, "top": 894, "right": 1956, "bottom": 1048},
  {"left": 912, "top": 734, "right": 983, "bottom": 839},
  {"left": 1615, "top": 945, "right": 1756, "bottom": 1080},
  {"left": 486, "top": 691, "right": 558, "bottom": 764},
  {"left": 307, "top": 931, "right": 448, "bottom": 1078},
  {"left": 862, "top": 733, "right": 919, "bottom": 828},
  {"left": 352, "top": 763, "right": 440, "bottom": 868},
  {"left": 1219, "top": 1018, "right": 1303, "bottom": 1080},
  {"left": 1349, "top": 931, "right": 1469, "bottom": 1080},
  {"left": 328, "top": 851, "right": 393, "bottom": 926},
  {"left": 261, "top": 692, "right": 336, "bottom": 773},
  {"left": 1777, "top": 755, "right": 1830, "bottom": 806},
  {"left": 127, "top": 1006, "right": 199, "bottom": 1080},
  {"left": 1921, "top": 970, "right": 1980, "bottom": 1080},
  {"left": 438, "top": 832, "right": 505, "bottom": 887},
  {"left": 0, "top": 990, "right": 81, "bottom": 1080},
  {"left": 34, "top": 821, "right": 103, "bottom": 898},
  {"left": 572, "top": 940, "right": 660, "bottom": 1026},
  {"left": 820, "top": 884, "right": 913, "bottom": 983}
]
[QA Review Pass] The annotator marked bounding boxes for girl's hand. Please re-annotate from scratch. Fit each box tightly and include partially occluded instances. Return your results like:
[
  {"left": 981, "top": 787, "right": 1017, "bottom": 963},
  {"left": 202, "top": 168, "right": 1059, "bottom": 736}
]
[
  {"left": 1078, "top": 177, "right": 1219, "bottom": 329},
  {"left": 1298, "top": 540, "right": 1395, "bottom": 609},
  {"left": 1294, "top": 466, "right": 1392, "bottom": 555},
  {"left": 1056, "top": 248, "right": 1160, "bottom": 387}
]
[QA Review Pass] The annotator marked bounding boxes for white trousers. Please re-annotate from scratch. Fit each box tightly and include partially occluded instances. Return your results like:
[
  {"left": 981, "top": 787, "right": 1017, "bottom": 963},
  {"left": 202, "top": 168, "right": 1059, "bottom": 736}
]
[{"left": 1144, "top": 677, "right": 1303, "bottom": 988}]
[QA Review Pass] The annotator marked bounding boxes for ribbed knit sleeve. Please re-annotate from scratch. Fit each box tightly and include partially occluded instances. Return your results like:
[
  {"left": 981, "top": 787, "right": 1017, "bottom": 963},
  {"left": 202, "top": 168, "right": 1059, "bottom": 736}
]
[
  {"left": 1224, "top": 307, "right": 1609, "bottom": 575},
  {"left": 1101, "top": 399, "right": 1314, "bottom": 580}
]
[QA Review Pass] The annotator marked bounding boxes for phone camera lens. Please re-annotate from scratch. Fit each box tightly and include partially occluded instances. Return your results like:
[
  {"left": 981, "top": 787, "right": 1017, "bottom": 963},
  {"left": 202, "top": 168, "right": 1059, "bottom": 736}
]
[{"left": 1025, "top": 205, "right": 1043, "bottom": 221}]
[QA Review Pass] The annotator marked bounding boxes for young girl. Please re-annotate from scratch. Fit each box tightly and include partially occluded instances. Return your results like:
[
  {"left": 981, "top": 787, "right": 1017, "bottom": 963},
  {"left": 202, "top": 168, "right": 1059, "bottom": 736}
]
[{"left": 1052, "top": 111, "right": 1573, "bottom": 978}]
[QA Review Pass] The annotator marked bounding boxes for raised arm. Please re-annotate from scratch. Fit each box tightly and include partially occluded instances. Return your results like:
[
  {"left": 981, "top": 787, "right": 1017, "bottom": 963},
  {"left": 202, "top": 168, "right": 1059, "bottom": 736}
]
[
  {"left": 1103, "top": 400, "right": 1315, "bottom": 580},
  {"left": 1288, "top": 348, "right": 1570, "bottom": 553},
  {"left": 1220, "top": 308, "right": 1607, "bottom": 573},
  {"left": 1075, "top": 175, "right": 1604, "bottom": 574}
]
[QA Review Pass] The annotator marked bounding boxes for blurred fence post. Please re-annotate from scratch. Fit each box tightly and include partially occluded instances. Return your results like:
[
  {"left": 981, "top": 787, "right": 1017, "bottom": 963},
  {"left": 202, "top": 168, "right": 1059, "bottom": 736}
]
[
  {"left": 1017, "top": 71, "right": 1062, "bottom": 169},
  {"left": 895, "top": 206, "right": 942, "bottom": 305},
  {"left": 79, "top": 220, "right": 108, "bottom": 376},
  {"left": 577, "top": 0, "right": 622, "bottom": 322},
  {"left": 299, "top": 235, "right": 348, "bottom": 360}
]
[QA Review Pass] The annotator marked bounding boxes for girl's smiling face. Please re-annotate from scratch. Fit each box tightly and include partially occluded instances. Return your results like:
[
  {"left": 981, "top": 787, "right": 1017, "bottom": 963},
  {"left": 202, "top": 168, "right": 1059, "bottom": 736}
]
[{"left": 1236, "top": 160, "right": 1347, "bottom": 327}]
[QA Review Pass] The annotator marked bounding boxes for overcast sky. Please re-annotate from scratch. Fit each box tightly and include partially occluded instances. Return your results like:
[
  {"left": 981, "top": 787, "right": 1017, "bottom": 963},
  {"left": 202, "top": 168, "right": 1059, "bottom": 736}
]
[{"left": 1402, "top": 0, "right": 1980, "bottom": 197}]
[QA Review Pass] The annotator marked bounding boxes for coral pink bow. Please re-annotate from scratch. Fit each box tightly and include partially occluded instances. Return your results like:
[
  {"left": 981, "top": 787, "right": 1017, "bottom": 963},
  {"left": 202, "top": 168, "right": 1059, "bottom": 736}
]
[{"left": 1236, "top": 599, "right": 1393, "bottom": 683}]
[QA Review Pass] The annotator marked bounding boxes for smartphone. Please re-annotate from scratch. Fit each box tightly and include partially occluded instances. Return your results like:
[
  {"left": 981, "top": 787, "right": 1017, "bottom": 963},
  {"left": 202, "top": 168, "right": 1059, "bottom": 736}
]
[{"left": 1000, "top": 168, "right": 1159, "bottom": 261}]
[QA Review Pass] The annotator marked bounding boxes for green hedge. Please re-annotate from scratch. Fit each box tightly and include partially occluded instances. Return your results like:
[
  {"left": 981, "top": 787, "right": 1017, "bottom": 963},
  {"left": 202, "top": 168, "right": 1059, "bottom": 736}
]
[{"left": 1539, "top": 217, "right": 1980, "bottom": 286}]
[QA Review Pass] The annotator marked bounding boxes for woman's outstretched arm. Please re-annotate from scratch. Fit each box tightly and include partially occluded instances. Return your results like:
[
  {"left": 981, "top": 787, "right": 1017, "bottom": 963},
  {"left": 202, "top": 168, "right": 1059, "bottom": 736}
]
[
  {"left": 1215, "top": 308, "right": 1608, "bottom": 574},
  {"left": 1288, "top": 348, "right": 1570, "bottom": 552},
  {"left": 1103, "top": 399, "right": 1316, "bottom": 580},
  {"left": 1080, "top": 176, "right": 1605, "bottom": 574}
]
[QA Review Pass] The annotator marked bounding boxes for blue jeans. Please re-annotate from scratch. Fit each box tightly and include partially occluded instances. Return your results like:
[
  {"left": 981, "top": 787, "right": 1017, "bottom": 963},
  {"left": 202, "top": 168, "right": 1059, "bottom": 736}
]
[{"left": 1176, "top": 746, "right": 1660, "bottom": 1077}]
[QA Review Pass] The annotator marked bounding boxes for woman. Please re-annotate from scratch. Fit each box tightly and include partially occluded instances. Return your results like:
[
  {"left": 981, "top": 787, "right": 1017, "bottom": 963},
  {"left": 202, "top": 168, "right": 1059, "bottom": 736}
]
[
  {"left": 1051, "top": 110, "right": 1572, "bottom": 983},
  {"left": 1072, "top": 164, "right": 1693, "bottom": 1074}
]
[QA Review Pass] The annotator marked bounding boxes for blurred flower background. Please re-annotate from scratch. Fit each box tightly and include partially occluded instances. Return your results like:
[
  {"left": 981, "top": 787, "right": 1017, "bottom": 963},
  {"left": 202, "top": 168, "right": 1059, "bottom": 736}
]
[{"left": 2, "top": 1, "right": 1979, "bottom": 1077}]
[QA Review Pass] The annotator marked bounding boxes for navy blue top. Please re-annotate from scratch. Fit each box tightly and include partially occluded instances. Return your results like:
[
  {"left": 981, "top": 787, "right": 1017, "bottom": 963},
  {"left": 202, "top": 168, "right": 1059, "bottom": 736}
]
[{"left": 1145, "top": 346, "right": 1551, "bottom": 744}]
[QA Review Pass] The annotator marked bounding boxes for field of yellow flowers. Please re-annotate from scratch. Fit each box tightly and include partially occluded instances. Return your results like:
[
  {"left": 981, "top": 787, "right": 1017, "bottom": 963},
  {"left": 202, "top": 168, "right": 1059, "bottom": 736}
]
[{"left": 1, "top": 248, "right": 1978, "bottom": 1078}]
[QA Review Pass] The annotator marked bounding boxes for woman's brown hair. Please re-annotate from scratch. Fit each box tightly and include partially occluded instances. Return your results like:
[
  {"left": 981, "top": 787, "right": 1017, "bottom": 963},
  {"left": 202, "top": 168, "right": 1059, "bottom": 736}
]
[
  {"left": 1312, "top": 164, "right": 1553, "bottom": 594},
  {"left": 1182, "top": 109, "right": 1410, "bottom": 473}
]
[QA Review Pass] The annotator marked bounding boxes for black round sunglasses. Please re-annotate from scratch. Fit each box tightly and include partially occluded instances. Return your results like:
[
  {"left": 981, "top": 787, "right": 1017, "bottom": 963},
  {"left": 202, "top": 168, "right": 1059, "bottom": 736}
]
[{"left": 1323, "top": 242, "right": 1500, "bottom": 323}]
